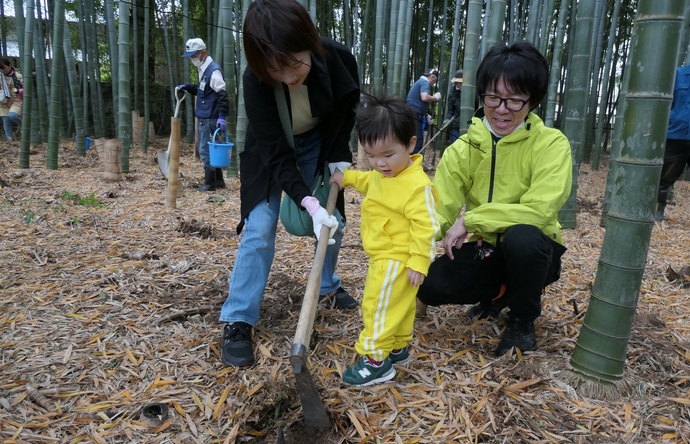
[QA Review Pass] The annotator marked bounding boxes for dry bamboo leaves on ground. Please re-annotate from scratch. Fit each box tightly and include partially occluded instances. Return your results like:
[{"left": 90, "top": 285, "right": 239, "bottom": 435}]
[{"left": 1, "top": 141, "right": 690, "bottom": 443}]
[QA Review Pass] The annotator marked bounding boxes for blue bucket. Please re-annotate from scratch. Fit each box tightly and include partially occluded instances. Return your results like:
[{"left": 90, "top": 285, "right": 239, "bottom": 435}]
[
  {"left": 85, "top": 137, "right": 92, "bottom": 150},
  {"left": 209, "top": 128, "right": 233, "bottom": 168}
]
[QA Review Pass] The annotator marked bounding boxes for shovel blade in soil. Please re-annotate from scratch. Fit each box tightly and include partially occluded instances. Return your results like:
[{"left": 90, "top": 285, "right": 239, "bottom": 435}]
[
  {"left": 294, "top": 367, "right": 331, "bottom": 429},
  {"left": 157, "top": 151, "right": 170, "bottom": 179}
]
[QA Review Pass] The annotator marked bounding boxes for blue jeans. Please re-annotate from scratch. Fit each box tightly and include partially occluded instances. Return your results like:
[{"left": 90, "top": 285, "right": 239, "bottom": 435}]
[
  {"left": 197, "top": 118, "right": 215, "bottom": 170},
  {"left": 449, "top": 129, "right": 460, "bottom": 144},
  {"left": 2, "top": 112, "right": 20, "bottom": 141},
  {"left": 219, "top": 131, "right": 345, "bottom": 326}
]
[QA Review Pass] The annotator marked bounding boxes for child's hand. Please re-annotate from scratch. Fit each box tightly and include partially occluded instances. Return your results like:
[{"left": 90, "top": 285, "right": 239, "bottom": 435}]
[
  {"left": 407, "top": 269, "right": 425, "bottom": 288},
  {"left": 329, "top": 171, "right": 344, "bottom": 189}
]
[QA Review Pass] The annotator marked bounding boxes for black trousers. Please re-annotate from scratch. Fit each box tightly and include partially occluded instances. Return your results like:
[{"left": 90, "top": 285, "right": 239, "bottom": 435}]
[
  {"left": 417, "top": 224, "right": 566, "bottom": 322},
  {"left": 658, "top": 138, "right": 690, "bottom": 204},
  {"left": 412, "top": 113, "right": 425, "bottom": 154}
]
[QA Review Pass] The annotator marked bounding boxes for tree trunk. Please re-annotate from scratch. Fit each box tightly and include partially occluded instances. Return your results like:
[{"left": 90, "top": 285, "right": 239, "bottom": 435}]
[
  {"left": 566, "top": 0, "right": 685, "bottom": 398},
  {"left": 559, "top": 0, "right": 597, "bottom": 229}
]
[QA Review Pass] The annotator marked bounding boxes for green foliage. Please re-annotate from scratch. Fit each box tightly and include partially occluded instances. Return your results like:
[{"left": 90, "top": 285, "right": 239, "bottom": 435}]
[
  {"left": 60, "top": 191, "right": 107, "bottom": 208},
  {"left": 60, "top": 191, "right": 79, "bottom": 200},
  {"left": 208, "top": 196, "right": 225, "bottom": 207}
]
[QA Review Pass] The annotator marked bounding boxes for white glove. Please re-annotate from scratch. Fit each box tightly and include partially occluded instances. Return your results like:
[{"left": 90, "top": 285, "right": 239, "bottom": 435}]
[
  {"left": 301, "top": 196, "right": 337, "bottom": 245},
  {"left": 433, "top": 92, "right": 442, "bottom": 101},
  {"left": 328, "top": 162, "right": 351, "bottom": 175}
]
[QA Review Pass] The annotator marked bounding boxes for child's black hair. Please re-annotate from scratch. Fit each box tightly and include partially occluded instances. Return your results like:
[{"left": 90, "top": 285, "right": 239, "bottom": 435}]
[{"left": 356, "top": 95, "right": 416, "bottom": 148}]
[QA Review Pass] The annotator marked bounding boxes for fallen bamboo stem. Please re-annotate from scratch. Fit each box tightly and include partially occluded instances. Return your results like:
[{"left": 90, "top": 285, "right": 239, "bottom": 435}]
[
  {"left": 8, "top": 386, "right": 81, "bottom": 395},
  {"left": 26, "top": 383, "right": 54, "bottom": 411},
  {"left": 0, "top": 429, "right": 62, "bottom": 441},
  {"left": 156, "top": 304, "right": 222, "bottom": 325}
]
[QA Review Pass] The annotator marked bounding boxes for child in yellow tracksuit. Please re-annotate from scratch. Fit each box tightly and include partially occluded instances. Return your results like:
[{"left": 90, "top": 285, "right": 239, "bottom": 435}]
[{"left": 330, "top": 96, "right": 440, "bottom": 386}]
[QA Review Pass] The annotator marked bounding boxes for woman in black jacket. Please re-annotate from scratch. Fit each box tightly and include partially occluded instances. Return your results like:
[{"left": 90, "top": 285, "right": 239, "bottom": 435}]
[{"left": 219, "top": 0, "right": 361, "bottom": 367}]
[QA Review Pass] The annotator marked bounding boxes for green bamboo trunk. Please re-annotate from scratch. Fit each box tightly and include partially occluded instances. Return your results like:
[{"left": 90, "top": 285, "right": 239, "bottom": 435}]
[
  {"left": 118, "top": 0, "right": 132, "bottom": 173},
  {"left": 568, "top": 0, "right": 685, "bottom": 394},
  {"left": 19, "top": 0, "right": 34, "bottom": 169},
  {"left": 544, "top": 0, "right": 570, "bottom": 128},
  {"left": 46, "top": 0, "right": 66, "bottom": 170},
  {"left": 64, "top": 29, "right": 85, "bottom": 157},
  {"left": 458, "top": 0, "right": 481, "bottom": 135},
  {"left": 559, "top": 0, "right": 596, "bottom": 229}
]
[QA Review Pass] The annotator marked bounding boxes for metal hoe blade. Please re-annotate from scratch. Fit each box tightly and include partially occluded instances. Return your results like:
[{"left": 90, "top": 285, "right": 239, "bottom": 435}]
[{"left": 293, "top": 358, "right": 331, "bottom": 429}]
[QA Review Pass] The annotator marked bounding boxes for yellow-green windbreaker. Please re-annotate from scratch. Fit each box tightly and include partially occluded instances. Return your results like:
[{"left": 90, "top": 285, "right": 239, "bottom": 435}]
[{"left": 434, "top": 113, "right": 572, "bottom": 246}]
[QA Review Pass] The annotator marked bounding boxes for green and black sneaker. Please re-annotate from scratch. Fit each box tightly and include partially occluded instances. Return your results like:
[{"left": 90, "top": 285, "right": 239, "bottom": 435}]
[
  {"left": 342, "top": 356, "right": 395, "bottom": 386},
  {"left": 389, "top": 347, "right": 410, "bottom": 365}
]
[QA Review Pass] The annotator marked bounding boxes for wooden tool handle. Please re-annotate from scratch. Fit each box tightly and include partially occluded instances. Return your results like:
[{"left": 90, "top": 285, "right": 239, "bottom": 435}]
[{"left": 291, "top": 182, "right": 340, "bottom": 369}]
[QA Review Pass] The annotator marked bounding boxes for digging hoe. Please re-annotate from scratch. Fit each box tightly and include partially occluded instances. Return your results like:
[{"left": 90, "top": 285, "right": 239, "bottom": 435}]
[{"left": 290, "top": 183, "right": 340, "bottom": 429}]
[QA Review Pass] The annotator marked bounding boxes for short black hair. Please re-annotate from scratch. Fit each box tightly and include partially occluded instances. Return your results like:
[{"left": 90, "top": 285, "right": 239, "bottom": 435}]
[
  {"left": 243, "top": 0, "right": 325, "bottom": 84},
  {"left": 356, "top": 95, "right": 416, "bottom": 148},
  {"left": 476, "top": 41, "right": 549, "bottom": 109}
]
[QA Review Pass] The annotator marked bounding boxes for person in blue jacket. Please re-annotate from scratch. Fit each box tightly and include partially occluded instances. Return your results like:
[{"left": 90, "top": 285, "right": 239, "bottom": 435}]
[
  {"left": 178, "top": 38, "right": 230, "bottom": 191},
  {"left": 656, "top": 64, "right": 690, "bottom": 221},
  {"left": 406, "top": 69, "right": 442, "bottom": 153}
]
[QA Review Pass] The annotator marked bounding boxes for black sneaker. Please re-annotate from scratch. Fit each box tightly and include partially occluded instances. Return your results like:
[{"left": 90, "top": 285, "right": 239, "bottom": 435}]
[
  {"left": 655, "top": 206, "right": 665, "bottom": 222},
  {"left": 319, "top": 287, "right": 358, "bottom": 309},
  {"left": 467, "top": 301, "right": 506, "bottom": 320},
  {"left": 221, "top": 322, "right": 255, "bottom": 367},
  {"left": 495, "top": 318, "right": 537, "bottom": 356}
]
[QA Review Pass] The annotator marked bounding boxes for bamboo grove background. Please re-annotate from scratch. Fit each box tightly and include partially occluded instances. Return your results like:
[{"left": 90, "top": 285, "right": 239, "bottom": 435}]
[
  {"left": 2, "top": 0, "right": 690, "bottom": 395},
  {"left": 7, "top": 1, "right": 688, "bottom": 173}
]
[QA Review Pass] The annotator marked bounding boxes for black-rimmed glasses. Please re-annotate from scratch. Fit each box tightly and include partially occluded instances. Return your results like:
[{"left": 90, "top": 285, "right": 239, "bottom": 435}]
[{"left": 480, "top": 94, "right": 530, "bottom": 112}]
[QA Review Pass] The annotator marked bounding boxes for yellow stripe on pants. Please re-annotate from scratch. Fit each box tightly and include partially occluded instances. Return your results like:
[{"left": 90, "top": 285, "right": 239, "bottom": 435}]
[{"left": 356, "top": 259, "right": 418, "bottom": 362}]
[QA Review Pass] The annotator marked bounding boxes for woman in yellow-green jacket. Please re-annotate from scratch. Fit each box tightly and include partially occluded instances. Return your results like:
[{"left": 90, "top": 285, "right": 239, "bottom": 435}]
[{"left": 417, "top": 41, "right": 572, "bottom": 357}]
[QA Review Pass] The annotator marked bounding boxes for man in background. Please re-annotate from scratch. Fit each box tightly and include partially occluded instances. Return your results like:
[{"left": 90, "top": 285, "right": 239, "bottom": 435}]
[
  {"left": 406, "top": 68, "right": 441, "bottom": 154},
  {"left": 178, "top": 38, "right": 230, "bottom": 191}
]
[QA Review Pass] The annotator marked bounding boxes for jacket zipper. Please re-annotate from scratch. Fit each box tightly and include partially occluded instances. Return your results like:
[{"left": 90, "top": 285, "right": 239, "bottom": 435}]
[{"left": 488, "top": 136, "right": 498, "bottom": 203}]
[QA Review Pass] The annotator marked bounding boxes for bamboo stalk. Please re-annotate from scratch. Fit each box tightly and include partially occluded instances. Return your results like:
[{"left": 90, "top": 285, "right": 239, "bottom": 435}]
[{"left": 26, "top": 383, "right": 54, "bottom": 411}]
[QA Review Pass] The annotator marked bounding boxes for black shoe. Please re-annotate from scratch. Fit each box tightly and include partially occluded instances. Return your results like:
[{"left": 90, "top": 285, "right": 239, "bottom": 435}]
[
  {"left": 495, "top": 318, "right": 537, "bottom": 356},
  {"left": 197, "top": 169, "right": 217, "bottom": 192},
  {"left": 467, "top": 301, "right": 506, "bottom": 320},
  {"left": 319, "top": 287, "right": 358, "bottom": 309},
  {"left": 468, "top": 283, "right": 508, "bottom": 320},
  {"left": 655, "top": 206, "right": 665, "bottom": 222},
  {"left": 221, "top": 322, "right": 255, "bottom": 367}
]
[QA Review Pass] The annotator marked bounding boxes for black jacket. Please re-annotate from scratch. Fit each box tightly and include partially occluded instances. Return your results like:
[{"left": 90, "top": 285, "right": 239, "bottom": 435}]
[
  {"left": 445, "top": 86, "right": 462, "bottom": 131},
  {"left": 238, "top": 37, "right": 360, "bottom": 233}
]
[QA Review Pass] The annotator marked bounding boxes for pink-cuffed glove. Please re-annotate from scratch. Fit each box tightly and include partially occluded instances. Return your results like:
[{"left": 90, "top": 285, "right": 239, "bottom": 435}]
[
  {"left": 17, "top": 88, "right": 23, "bottom": 99},
  {"left": 301, "top": 196, "right": 337, "bottom": 245}
]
